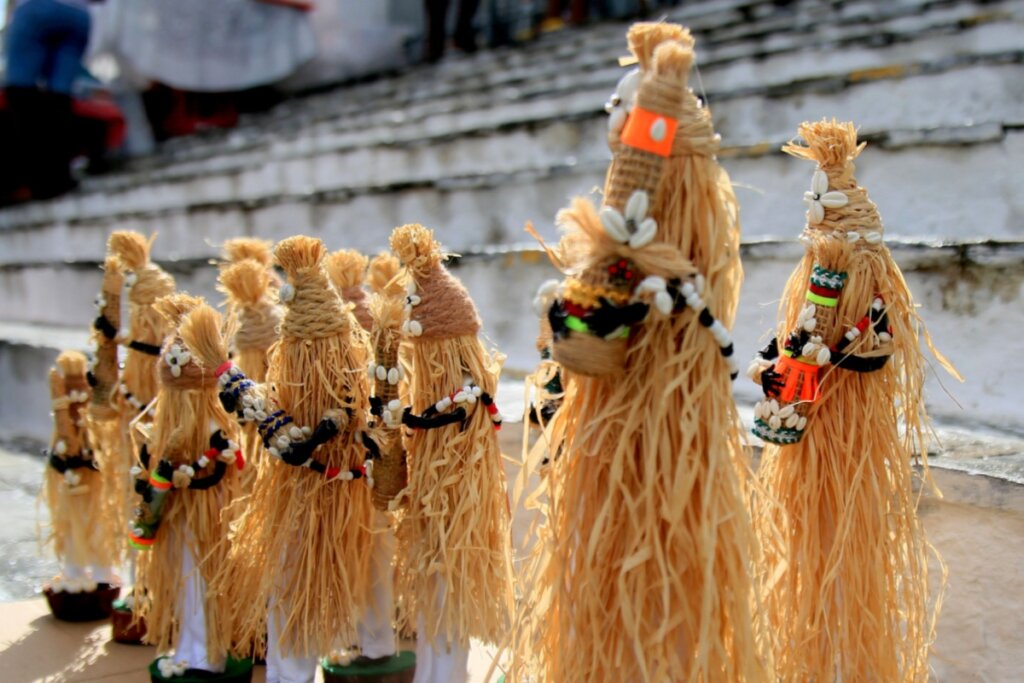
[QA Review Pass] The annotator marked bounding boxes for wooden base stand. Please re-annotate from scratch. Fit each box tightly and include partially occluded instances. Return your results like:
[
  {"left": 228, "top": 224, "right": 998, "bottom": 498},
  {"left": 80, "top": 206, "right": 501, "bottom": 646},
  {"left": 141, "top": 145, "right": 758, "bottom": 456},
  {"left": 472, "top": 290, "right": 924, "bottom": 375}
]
[
  {"left": 44, "top": 583, "right": 120, "bottom": 622},
  {"left": 321, "top": 651, "right": 416, "bottom": 683}
]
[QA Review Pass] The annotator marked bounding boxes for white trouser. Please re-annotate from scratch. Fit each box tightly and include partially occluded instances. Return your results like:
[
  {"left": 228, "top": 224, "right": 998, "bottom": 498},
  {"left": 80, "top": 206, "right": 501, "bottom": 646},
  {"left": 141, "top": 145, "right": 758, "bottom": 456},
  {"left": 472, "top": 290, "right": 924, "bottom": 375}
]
[
  {"left": 174, "top": 544, "right": 225, "bottom": 673},
  {"left": 412, "top": 581, "right": 469, "bottom": 683},
  {"left": 90, "top": 564, "right": 119, "bottom": 584},
  {"left": 265, "top": 591, "right": 318, "bottom": 683},
  {"left": 357, "top": 510, "right": 398, "bottom": 659},
  {"left": 61, "top": 561, "right": 88, "bottom": 581}
]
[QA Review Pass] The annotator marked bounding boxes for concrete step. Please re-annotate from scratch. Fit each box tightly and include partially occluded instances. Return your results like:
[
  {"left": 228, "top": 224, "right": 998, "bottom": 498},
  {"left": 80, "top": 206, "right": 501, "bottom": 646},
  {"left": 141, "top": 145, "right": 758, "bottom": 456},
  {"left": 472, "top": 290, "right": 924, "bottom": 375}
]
[
  {"left": 0, "top": 126, "right": 1021, "bottom": 269},
  {"left": 0, "top": 1, "right": 1021, "bottom": 261},
  {"left": 2, "top": 239, "right": 1022, "bottom": 442}
]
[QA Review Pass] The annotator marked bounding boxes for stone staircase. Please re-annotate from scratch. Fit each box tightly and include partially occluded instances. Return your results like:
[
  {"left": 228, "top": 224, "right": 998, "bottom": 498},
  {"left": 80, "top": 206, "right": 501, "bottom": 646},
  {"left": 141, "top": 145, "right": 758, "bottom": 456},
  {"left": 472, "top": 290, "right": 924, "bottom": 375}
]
[{"left": 1, "top": 0, "right": 1023, "bottom": 442}]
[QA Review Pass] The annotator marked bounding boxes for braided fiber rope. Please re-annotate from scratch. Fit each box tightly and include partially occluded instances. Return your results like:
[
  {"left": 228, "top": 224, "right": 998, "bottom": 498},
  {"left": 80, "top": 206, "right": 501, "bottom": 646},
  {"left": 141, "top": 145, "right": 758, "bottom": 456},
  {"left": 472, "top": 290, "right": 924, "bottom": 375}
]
[
  {"left": 604, "top": 45, "right": 688, "bottom": 211},
  {"left": 280, "top": 266, "right": 349, "bottom": 339}
]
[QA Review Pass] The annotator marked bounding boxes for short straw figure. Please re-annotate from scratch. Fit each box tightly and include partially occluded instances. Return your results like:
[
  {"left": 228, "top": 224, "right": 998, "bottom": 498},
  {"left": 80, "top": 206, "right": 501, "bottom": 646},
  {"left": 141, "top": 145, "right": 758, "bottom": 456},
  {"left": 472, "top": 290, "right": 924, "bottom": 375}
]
[
  {"left": 320, "top": 248, "right": 413, "bottom": 676},
  {"left": 748, "top": 120, "right": 959, "bottom": 682},
  {"left": 511, "top": 24, "right": 767, "bottom": 682},
  {"left": 86, "top": 258, "right": 128, "bottom": 586},
  {"left": 41, "top": 351, "right": 121, "bottom": 620},
  {"left": 190, "top": 236, "right": 376, "bottom": 683},
  {"left": 363, "top": 250, "right": 409, "bottom": 514},
  {"left": 130, "top": 297, "right": 247, "bottom": 681},
  {"left": 389, "top": 223, "right": 513, "bottom": 683},
  {"left": 217, "top": 259, "right": 282, "bottom": 488}
]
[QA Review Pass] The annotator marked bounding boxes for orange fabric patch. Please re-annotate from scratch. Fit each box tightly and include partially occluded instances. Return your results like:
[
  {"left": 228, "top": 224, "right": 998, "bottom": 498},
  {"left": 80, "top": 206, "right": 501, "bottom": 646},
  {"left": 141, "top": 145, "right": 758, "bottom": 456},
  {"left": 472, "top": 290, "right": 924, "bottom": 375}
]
[
  {"left": 620, "top": 106, "right": 678, "bottom": 157},
  {"left": 775, "top": 354, "right": 821, "bottom": 403}
]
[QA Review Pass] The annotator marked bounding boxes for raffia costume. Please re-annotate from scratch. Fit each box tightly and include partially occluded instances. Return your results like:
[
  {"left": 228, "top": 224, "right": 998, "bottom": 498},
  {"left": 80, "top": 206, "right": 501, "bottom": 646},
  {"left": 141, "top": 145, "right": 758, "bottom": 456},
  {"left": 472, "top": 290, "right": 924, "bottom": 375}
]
[
  {"left": 748, "top": 120, "right": 959, "bottom": 682},
  {"left": 192, "top": 236, "right": 376, "bottom": 682},
  {"left": 389, "top": 224, "right": 513, "bottom": 683},
  {"left": 130, "top": 297, "right": 244, "bottom": 679},
  {"left": 42, "top": 350, "right": 120, "bottom": 615},
  {"left": 510, "top": 24, "right": 767, "bottom": 682}
]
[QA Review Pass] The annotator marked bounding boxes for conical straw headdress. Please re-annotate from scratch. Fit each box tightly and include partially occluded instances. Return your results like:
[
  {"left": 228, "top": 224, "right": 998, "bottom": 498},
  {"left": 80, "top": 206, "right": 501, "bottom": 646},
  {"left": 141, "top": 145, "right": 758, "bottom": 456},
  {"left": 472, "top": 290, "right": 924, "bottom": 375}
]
[
  {"left": 275, "top": 236, "right": 351, "bottom": 340},
  {"left": 389, "top": 224, "right": 481, "bottom": 339}
]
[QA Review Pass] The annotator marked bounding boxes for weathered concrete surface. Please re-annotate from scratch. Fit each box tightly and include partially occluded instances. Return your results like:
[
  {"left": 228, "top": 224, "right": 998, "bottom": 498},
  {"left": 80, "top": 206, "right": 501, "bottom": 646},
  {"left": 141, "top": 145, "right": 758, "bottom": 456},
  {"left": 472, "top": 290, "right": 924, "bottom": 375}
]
[
  {"left": 0, "top": 447, "right": 57, "bottom": 604},
  {"left": 922, "top": 469, "right": 1024, "bottom": 682},
  {"left": 4, "top": 238, "right": 1022, "bottom": 443}
]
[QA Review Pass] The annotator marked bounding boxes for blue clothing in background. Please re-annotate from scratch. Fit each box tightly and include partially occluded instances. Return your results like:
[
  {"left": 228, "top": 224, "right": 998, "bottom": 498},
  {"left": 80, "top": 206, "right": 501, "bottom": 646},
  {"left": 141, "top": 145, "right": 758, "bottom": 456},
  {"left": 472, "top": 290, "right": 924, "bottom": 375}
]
[{"left": 6, "top": 0, "right": 91, "bottom": 94}]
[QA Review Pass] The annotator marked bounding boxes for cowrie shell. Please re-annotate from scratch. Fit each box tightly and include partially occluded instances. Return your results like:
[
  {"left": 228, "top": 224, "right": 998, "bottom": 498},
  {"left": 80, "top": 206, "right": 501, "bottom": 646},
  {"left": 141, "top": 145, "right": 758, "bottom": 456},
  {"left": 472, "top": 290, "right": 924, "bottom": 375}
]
[{"left": 649, "top": 117, "right": 667, "bottom": 142}]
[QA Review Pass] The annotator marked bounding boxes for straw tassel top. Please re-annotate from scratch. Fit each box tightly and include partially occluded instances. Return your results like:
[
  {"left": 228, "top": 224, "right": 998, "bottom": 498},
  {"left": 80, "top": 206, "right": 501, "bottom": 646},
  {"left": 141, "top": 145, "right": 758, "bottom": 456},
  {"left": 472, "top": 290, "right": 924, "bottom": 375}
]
[
  {"left": 107, "top": 231, "right": 176, "bottom": 305},
  {"left": 784, "top": 119, "right": 884, "bottom": 246},
  {"left": 222, "top": 237, "right": 274, "bottom": 268},
  {"left": 218, "top": 259, "right": 282, "bottom": 352}
]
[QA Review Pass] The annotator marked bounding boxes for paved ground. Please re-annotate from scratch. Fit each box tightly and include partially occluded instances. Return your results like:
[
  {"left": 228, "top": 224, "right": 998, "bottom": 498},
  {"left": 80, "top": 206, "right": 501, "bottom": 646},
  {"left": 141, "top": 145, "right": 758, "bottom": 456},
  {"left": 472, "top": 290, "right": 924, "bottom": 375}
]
[
  {"left": 0, "top": 443, "right": 58, "bottom": 603},
  {"left": 3, "top": 414, "right": 1023, "bottom": 681}
]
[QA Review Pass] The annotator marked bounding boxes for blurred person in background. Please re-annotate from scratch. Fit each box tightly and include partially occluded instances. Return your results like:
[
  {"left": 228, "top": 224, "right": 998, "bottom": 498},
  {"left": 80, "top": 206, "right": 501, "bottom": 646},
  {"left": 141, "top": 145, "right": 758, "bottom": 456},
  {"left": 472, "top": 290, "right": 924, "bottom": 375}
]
[
  {"left": 424, "top": 0, "right": 480, "bottom": 62},
  {"left": 3, "top": 0, "right": 102, "bottom": 202}
]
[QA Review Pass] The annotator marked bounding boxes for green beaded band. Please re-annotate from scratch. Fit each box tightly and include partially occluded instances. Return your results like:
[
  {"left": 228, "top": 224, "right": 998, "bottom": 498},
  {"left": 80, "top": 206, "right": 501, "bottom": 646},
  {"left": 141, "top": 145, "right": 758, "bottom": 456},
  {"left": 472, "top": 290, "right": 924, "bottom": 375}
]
[
  {"left": 810, "top": 264, "right": 848, "bottom": 290},
  {"left": 752, "top": 418, "right": 804, "bottom": 445}
]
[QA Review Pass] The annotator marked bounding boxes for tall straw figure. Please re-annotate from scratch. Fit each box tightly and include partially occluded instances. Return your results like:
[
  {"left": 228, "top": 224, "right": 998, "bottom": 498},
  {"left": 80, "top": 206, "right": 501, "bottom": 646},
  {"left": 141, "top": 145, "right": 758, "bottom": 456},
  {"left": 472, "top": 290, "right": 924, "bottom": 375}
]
[
  {"left": 41, "top": 351, "right": 121, "bottom": 619},
  {"left": 748, "top": 120, "right": 959, "bottom": 682},
  {"left": 512, "top": 23, "right": 767, "bottom": 682}
]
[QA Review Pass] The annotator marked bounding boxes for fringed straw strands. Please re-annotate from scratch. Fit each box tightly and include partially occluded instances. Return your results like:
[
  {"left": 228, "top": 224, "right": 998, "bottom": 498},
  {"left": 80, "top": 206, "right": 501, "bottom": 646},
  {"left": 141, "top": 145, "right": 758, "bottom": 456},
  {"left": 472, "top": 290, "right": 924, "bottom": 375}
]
[
  {"left": 198, "top": 238, "right": 375, "bottom": 658},
  {"left": 510, "top": 22, "right": 767, "bottom": 682},
  {"left": 753, "top": 120, "right": 960, "bottom": 682},
  {"left": 222, "top": 237, "right": 274, "bottom": 268},
  {"left": 367, "top": 252, "right": 405, "bottom": 299},
  {"left": 389, "top": 224, "right": 513, "bottom": 648},
  {"left": 43, "top": 352, "right": 118, "bottom": 571},
  {"left": 134, "top": 389, "right": 240, "bottom": 659},
  {"left": 394, "top": 338, "right": 513, "bottom": 645}
]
